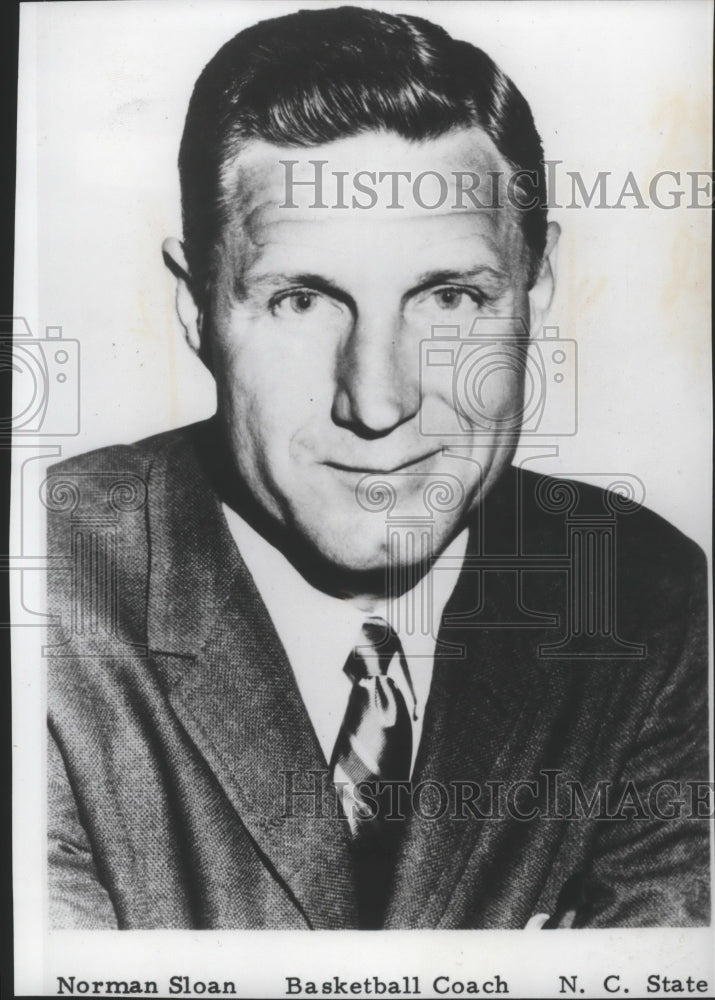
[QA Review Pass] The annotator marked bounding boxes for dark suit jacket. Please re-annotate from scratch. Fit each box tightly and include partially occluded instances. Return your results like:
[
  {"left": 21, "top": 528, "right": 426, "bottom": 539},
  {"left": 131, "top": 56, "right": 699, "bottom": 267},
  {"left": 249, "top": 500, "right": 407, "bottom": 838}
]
[{"left": 47, "top": 421, "right": 711, "bottom": 929}]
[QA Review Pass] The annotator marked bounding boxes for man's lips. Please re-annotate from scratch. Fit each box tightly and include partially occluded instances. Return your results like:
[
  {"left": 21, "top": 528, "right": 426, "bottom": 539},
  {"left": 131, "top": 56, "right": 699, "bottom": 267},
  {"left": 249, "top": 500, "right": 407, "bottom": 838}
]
[{"left": 324, "top": 450, "right": 441, "bottom": 474}]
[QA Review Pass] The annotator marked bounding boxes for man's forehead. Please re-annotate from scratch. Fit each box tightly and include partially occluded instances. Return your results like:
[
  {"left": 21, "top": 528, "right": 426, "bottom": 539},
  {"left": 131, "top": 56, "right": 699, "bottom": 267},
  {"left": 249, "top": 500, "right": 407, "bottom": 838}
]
[
  {"left": 236, "top": 214, "right": 509, "bottom": 273},
  {"left": 221, "top": 127, "right": 518, "bottom": 223},
  {"left": 210, "top": 128, "right": 530, "bottom": 288}
]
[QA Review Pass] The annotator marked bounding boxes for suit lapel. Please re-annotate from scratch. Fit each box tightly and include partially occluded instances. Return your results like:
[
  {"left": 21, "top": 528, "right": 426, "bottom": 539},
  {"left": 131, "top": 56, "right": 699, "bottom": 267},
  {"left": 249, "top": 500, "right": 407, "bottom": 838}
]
[
  {"left": 385, "top": 467, "right": 554, "bottom": 928},
  {"left": 145, "top": 425, "right": 358, "bottom": 928},
  {"left": 385, "top": 594, "right": 551, "bottom": 926}
]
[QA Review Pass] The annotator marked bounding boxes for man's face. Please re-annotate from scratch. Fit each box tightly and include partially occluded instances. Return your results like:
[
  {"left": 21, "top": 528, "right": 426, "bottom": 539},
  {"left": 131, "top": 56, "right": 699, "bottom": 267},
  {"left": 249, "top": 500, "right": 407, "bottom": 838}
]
[{"left": 178, "top": 129, "right": 556, "bottom": 583}]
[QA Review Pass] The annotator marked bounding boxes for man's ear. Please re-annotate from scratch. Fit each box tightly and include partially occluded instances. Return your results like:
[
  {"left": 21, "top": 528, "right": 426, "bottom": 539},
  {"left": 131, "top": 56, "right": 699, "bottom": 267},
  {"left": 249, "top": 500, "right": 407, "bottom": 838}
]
[
  {"left": 162, "top": 237, "right": 203, "bottom": 358},
  {"left": 528, "top": 221, "right": 561, "bottom": 332}
]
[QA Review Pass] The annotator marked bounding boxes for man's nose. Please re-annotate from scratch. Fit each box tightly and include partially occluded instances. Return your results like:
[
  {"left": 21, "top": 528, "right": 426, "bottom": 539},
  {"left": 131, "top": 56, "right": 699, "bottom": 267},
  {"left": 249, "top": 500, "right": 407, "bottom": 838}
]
[{"left": 331, "top": 312, "right": 420, "bottom": 438}]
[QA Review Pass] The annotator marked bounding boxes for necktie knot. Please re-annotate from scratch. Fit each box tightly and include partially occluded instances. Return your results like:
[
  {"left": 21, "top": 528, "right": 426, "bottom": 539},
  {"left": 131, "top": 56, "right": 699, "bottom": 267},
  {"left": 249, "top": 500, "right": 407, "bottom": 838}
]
[{"left": 345, "top": 616, "right": 400, "bottom": 682}]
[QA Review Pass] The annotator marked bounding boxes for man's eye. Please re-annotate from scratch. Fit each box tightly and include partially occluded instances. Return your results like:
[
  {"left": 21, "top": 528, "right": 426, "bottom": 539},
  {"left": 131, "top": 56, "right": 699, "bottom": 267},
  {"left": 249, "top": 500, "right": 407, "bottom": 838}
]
[
  {"left": 273, "top": 290, "right": 320, "bottom": 314},
  {"left": 432, "top": 287, "right": 483, "bottom": 310}
]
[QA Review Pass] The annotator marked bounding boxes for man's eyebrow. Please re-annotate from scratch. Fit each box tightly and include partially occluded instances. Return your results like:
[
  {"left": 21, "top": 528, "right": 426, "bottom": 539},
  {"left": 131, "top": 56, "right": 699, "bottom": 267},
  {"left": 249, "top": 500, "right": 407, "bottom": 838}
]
[
  {"left": 412, "top": 266, "right": 507, "bottom": 291},
  {"left": 235, "top": 270, "right": 353, "bottom": 306}
]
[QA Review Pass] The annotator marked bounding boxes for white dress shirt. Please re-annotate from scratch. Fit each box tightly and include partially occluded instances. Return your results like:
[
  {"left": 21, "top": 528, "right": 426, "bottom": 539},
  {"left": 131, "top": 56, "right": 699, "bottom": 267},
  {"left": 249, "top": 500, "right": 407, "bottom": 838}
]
[{"left": 223, "top": 504, "right": 468, "bottom": 775}]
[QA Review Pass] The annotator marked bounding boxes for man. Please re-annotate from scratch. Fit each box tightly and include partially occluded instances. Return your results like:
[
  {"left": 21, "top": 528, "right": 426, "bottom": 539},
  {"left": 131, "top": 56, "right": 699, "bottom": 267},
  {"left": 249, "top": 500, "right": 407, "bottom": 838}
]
[{"left": 46, "top": 6, "right": 710, "bottom": 929}]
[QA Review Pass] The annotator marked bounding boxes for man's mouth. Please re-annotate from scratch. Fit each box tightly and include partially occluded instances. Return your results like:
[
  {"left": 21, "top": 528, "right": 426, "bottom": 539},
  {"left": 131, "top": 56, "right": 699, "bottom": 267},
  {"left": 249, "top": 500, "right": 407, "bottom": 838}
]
[{"left": 324, "top": 450, "right": 441, "bottom": 475}]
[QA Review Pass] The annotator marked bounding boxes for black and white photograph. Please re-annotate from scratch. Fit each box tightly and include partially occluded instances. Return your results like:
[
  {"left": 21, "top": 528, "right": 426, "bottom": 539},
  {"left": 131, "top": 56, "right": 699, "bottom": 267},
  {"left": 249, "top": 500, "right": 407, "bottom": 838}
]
[{"left": 9, "top": 0, "right": 713, "bottom": 996}]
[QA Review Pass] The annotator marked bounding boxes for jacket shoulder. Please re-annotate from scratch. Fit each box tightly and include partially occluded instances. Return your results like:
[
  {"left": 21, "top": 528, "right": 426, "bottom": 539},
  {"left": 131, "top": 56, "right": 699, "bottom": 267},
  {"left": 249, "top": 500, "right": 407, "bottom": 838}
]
[
  {"left": 47, "top": 422, "right": 205, "bottom": 480},
  {"left": 516, "top": 467, "right": 705, "bottom": 575}
]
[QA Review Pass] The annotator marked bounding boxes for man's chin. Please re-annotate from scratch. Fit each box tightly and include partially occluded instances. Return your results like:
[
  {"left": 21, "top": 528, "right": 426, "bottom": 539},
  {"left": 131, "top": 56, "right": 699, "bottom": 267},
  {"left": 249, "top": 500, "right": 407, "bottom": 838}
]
[
  {"left": 295, "top": 524, "right": 393, "bottom": 577},
  {"left": 281, "top": 513, "right": 457, "bottom": 598}
]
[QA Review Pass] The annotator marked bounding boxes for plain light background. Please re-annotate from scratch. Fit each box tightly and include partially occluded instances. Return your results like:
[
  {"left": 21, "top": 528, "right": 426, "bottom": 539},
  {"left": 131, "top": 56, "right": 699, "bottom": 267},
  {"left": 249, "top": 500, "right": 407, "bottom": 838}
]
[
  {"left": 12, "top": 1, "right": 713, "bottom": 995},
  {"left": 20, "top": 0, "right": 713, "bottom": 550}
]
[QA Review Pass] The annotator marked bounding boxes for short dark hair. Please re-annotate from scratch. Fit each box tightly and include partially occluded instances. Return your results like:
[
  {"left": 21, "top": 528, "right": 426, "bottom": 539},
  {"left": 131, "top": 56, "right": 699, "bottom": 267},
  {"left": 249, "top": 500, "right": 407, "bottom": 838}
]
[{"left": 179, "top": 6, "right": 547, "bottom": 302}]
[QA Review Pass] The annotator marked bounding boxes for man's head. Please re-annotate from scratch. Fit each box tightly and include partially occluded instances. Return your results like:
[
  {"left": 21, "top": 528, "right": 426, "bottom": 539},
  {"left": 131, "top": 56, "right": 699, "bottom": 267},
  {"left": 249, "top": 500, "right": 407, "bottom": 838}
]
[
  {"left": 175, "top": 6, "right": 549, "bottom": 304},
  {"left": 163, "top": 6, "right": 559, "bottom": 595}
]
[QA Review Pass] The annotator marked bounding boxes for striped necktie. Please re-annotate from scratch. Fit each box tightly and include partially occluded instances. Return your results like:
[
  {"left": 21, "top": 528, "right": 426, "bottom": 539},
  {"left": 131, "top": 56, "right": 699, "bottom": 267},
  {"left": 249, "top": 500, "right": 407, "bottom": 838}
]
[{"left": 330, "top": 616, "right": 413, "bottom": 927}]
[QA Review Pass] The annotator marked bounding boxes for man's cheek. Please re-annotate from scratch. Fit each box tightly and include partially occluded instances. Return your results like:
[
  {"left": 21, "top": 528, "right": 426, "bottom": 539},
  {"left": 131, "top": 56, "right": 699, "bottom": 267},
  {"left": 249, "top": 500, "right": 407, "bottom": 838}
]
[
  {"left": 478, "top": 371, "right": 523, "bottom": 420},
  {"left": 448, "top": 349, "right": 524, "bottom": 430}
]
